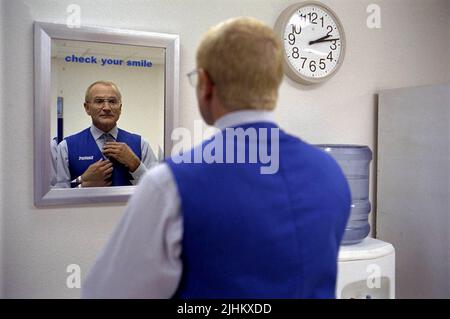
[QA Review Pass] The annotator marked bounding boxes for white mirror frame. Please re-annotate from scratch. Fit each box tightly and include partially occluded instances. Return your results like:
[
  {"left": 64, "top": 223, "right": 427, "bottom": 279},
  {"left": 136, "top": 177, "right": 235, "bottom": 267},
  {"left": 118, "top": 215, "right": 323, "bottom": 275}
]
[{"left": 34, "top": 22, "right": 179, "bottom": 207}]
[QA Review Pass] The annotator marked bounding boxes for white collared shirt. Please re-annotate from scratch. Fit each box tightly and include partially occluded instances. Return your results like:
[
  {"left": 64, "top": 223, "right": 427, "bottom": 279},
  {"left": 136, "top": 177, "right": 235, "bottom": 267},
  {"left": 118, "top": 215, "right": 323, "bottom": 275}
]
[
  {"left": 55, "top": 125, "right": 158, "bottom": 188},
  {"left": 81, "top": 110, "right": 276, "bottom": 298}
]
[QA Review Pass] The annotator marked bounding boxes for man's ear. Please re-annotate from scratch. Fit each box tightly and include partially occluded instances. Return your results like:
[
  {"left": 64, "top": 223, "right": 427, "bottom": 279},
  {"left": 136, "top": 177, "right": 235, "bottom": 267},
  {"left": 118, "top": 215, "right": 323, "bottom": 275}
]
[
  {"left": 198, "top": 69, "right": 214, "bottom": 100},
  {"left": 83, "top": 102, "right": 91, "bottom": 115}
]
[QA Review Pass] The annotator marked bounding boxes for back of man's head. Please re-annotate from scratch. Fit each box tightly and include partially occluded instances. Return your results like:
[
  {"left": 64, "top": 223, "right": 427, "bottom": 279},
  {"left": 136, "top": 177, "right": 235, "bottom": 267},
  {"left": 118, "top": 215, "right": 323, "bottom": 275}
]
[{"left": 196, "top": 17, "right": 283, "bottom": 111}]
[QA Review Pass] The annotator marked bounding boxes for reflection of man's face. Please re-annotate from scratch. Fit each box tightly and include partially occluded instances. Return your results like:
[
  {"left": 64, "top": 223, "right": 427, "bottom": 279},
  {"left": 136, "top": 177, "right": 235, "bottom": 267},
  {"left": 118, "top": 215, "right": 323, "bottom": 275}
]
[{"left": 84, "top": 84, "right": 122, "bottom": 132}]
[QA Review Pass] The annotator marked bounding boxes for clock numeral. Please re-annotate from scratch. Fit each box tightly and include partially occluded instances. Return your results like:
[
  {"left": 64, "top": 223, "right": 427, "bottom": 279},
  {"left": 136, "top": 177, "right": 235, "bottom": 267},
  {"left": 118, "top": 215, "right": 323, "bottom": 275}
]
[
  {"left": 309, "top": 60, "right": 317, "bottom": 72},
  {"left": 292, "top": 47, "right": 300, "bottom": 59},
  {"left": 291, "top": 24, "right": 301, "bottom": 35},
  {"left": 319, "top": 59, "right": 326, "bottom": 70},
  {"left": 308, "top": 12, "right": 318, "bottom": 24},
  {"left": 327, "top": 51, "right": 333, "bottom": 62},
  {"left": 299, "top": 13, "right": 307, "bottom": 22},
  {"left": 330, "top": 40, "right": 337, "bottom": 50},
  {"left": 326, "top": 25, "right": 333, "bottom": 36},
  {"left": 288, "top": 33, "right": 296, "bottom": 45},
  {"left": 300, "top": 57, "right": 307, "bottom": 69},
  {"left": 320, "top": 16, "right": 324, "bottom": 28}
]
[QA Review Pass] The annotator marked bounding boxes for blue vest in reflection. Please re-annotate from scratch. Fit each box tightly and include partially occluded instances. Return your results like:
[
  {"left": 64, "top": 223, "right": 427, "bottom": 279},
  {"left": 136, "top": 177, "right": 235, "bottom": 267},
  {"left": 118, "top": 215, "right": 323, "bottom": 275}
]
[
  {"left": 166, "top": 122, "right": 351, "bottom": 298},
  {"left": 65, "top": 128, "right": 141, "bottom": 187}
]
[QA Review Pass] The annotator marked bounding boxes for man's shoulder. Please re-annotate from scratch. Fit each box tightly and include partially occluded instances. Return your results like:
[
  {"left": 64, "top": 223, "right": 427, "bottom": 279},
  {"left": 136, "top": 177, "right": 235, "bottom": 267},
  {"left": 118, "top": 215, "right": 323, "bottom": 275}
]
[
  {"left": 279, "top": 132, "right": 333, "bottom": 164},
  {"left": 118, "top": 128, "right": 141, "bottom": 139},
  {"left": 141, "top": 162, "right": 175, "bottom": 190},
  {"left": 64, "top": 127, "right": 91, "bottom": 141}
]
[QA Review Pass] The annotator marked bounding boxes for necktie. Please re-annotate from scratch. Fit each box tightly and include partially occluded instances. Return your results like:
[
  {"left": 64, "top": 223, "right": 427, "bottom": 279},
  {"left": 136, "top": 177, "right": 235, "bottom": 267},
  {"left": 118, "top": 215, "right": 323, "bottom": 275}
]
[
  {"left": 101, "top": 133, "right": 115, "bottom": 159},
  {"left": 102, "top": 133, "right": 115, "bottom": 143}
]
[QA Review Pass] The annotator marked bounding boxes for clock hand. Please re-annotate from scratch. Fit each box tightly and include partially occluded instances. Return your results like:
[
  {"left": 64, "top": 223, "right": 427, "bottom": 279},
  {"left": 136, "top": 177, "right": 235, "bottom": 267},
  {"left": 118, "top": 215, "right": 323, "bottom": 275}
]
[
  {"left": 309, "top": 38, "right": 340, "bottom": 45},
  {"left": 308, "top": 34, "right": 331, "bottom": 45},
  {"left": 303, "top": 48, "right": 327, "bottom": 56}
]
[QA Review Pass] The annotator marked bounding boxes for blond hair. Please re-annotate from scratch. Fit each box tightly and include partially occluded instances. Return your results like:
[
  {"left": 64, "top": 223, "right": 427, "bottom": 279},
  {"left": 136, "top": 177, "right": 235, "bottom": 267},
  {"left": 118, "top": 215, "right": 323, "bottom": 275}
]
[
  {"left": 84, "top": 80, "right": 122, "bottom": 102},
  {"left": 196, "top": 17, "right": 283, "bottom": 111}
]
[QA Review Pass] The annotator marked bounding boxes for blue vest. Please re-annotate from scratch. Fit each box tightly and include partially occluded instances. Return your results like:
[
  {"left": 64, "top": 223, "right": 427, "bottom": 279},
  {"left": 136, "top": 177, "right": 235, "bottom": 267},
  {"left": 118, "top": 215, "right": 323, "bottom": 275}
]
[
  {"left": 166, "top": 122, "right": 351, "bottom": 298},
  {"left": 65, "top": 128, "right": 142, "bottom": 187}
]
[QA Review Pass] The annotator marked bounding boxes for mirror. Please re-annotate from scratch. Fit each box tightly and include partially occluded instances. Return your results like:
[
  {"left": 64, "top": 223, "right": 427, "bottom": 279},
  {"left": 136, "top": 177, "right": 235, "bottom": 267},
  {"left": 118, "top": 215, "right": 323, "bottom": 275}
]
[{"left": 34, "top": 22, "right": 179, "bottom": 206}]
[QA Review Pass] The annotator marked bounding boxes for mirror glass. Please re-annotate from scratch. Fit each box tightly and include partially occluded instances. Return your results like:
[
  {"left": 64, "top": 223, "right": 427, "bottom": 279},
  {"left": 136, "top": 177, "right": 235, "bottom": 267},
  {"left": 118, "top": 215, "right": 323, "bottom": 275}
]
[
  {"left": 35, "top": 22, "right": 179, "bottom": 206},
  {"left": 50, "top": 39, "right": 165, "bottom": 188}
]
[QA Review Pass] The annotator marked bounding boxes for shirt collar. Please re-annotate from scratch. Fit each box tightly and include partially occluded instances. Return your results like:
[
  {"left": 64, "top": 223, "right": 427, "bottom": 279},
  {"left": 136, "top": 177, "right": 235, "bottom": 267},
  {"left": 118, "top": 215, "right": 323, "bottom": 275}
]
[
  {"left": 213, "top": 110, "right": 276, "bottom": 130},
  {"left": 90, "top": 125, "right": 118, "bottom": 141}
]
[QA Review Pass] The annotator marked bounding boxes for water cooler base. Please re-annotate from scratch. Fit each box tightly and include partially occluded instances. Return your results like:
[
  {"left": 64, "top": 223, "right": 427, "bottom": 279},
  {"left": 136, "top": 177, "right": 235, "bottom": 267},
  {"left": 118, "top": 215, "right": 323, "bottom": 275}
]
[{"left": 336, "top": 237, "right": 395, "bottom": 299}]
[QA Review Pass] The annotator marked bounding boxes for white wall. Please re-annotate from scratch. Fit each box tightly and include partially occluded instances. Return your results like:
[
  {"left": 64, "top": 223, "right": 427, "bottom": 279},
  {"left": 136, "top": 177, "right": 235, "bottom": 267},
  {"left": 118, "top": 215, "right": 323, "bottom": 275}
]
[{"left": 1, "top": 0, "right": 449, "bottom": 298}]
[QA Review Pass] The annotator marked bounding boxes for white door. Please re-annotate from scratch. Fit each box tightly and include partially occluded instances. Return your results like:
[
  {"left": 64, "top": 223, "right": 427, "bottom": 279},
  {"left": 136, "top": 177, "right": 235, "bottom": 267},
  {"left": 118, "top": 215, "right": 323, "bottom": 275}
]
[{"left": 377, "top": 84, "right": 449, "bottom": 298}]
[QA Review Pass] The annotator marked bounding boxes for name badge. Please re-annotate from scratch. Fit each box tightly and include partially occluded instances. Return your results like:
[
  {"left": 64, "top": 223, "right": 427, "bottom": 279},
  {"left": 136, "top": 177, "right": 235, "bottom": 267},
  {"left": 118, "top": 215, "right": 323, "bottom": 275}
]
[{"left": 79, "top": 156, "right": 94, "bottom": 161}]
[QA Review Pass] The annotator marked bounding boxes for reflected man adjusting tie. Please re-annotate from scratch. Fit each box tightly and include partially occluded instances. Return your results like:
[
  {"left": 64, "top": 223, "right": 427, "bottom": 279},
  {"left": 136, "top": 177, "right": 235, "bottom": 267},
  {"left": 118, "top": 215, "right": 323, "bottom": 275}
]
[{"left": 55, "top": 80, "right": 158, "bottom": 188}]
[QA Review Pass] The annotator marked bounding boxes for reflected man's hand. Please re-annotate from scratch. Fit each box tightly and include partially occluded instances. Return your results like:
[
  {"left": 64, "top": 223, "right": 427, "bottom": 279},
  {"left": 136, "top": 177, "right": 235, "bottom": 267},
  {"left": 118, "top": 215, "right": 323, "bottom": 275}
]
[
  {"left": 81, "top": 159, "right": 113, "bottom": 187},
  {"left": 102, "top": 142, "right": 141, "bottom": 172}
]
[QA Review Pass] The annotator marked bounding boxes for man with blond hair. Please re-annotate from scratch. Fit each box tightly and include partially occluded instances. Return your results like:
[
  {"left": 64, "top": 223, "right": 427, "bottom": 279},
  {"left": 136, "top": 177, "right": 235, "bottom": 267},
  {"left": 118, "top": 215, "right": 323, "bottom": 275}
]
[
  {"left": 56, "top": 80, "right": 158, "bottom": 187},
  {"left": 83, "top": 17, "right": 350, "bottom": 298}
]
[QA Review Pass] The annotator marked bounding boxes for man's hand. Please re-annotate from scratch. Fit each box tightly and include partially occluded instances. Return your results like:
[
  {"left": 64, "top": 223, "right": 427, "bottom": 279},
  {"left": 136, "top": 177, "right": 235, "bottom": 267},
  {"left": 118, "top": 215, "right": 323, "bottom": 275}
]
[
  {"left": 102, "top": 142, "right": 141, "bottom": 172},
  {"left": 80, "top": 159, "right": 113, "bottom": 187}
]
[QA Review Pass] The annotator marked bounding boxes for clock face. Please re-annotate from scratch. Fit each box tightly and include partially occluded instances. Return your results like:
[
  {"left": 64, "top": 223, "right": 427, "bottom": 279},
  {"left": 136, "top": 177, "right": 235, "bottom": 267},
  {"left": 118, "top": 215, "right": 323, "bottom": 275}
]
[{"left": 275, "top": 2, "right": 346, "bottom": 84}]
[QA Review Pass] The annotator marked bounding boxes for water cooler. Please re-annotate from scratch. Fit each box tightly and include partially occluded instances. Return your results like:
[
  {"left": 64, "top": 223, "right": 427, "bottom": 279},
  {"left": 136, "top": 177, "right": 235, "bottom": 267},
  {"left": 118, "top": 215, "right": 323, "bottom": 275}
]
[{"left": 317, "top": 145, "right": 396, "bottom": 299}]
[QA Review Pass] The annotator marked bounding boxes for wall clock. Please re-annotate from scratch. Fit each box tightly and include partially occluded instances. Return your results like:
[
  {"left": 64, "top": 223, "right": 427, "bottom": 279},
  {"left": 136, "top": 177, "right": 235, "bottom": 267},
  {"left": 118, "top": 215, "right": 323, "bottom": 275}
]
[{"left": 274, "top": 1, "right": 346, "bottom": 84}]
